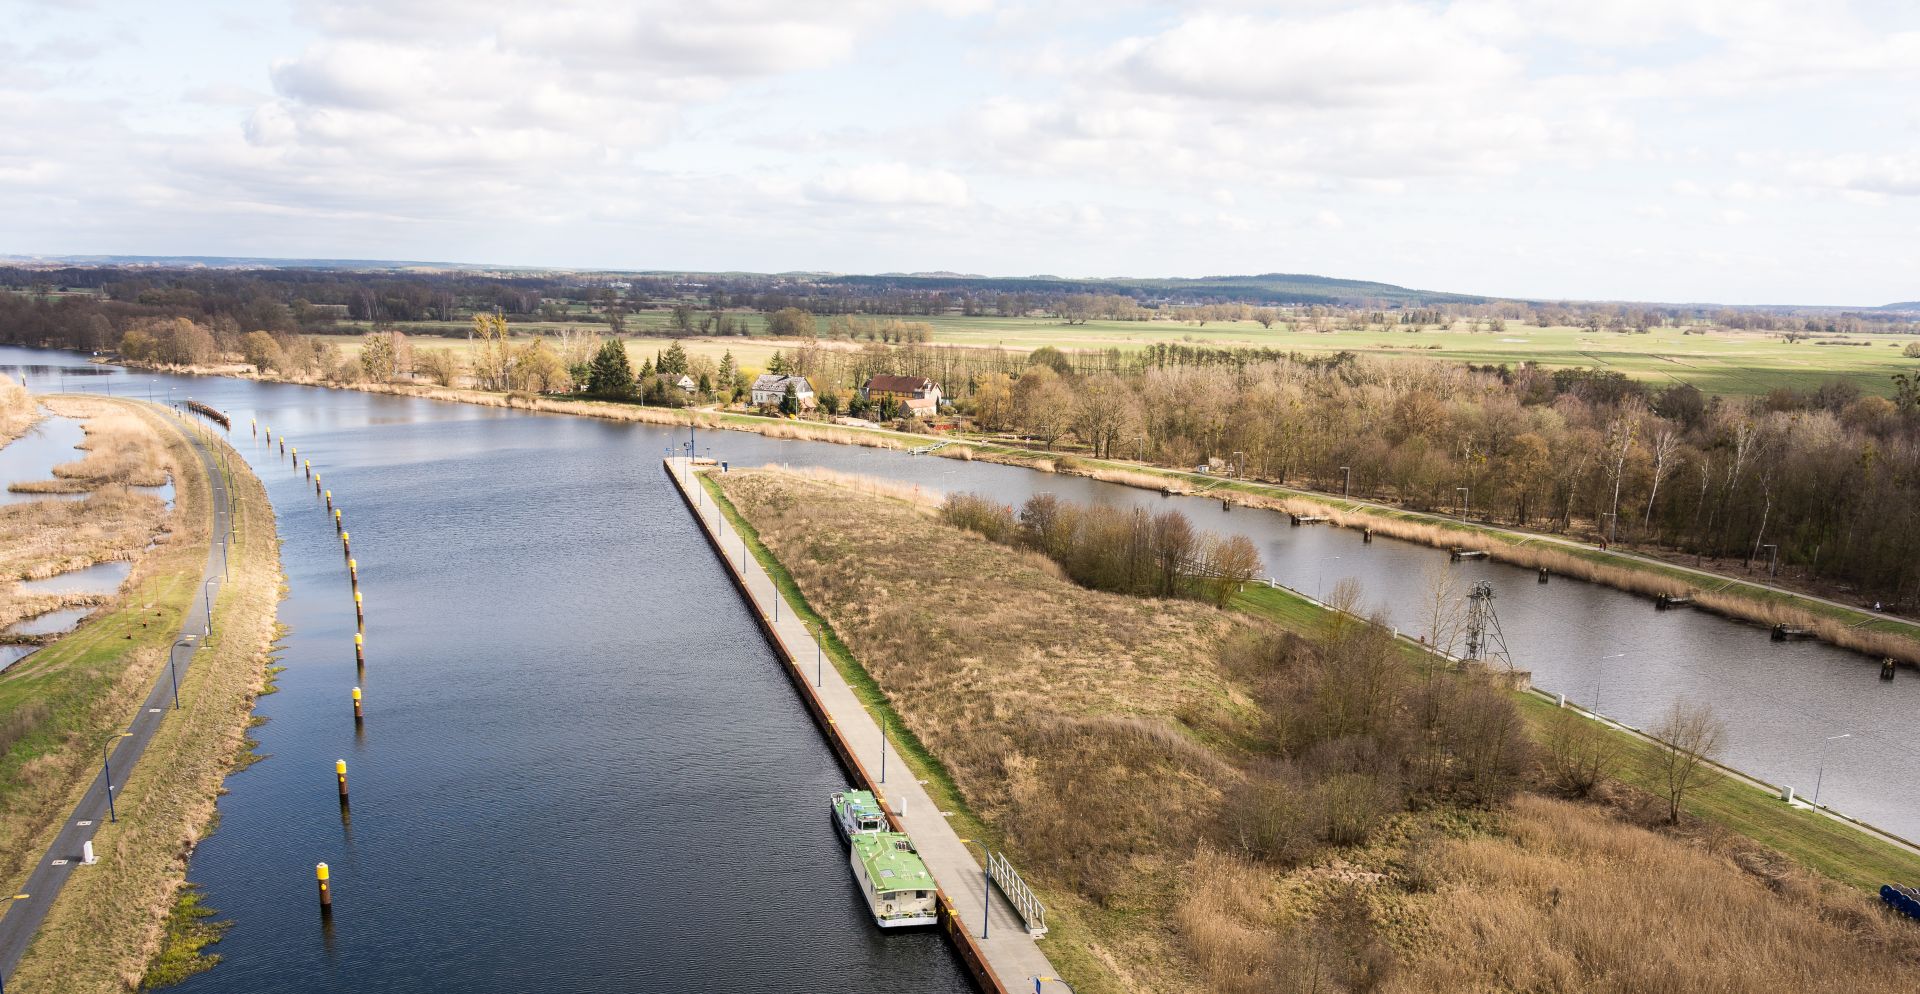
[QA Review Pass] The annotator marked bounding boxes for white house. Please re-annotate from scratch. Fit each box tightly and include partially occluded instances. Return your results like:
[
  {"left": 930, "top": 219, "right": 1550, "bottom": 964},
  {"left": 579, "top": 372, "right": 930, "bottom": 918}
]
[{"left": 750, "top": 373, "right": 816, "bottom": 410}]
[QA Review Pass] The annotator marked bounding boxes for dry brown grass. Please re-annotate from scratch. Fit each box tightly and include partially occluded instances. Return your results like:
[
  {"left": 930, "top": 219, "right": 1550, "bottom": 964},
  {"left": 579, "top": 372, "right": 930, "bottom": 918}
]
[
  {"left": 0, "top": 374, "right": 35, "bottom": 444},
  {"left": 718, "top": 467, "right": 1920, "bottom": 994},
  {"left": 718, "top": 468, "right": 1245, "bottom": 991},
  {"left": 8, "top": 395, "right": 171, "bottom": 493},
  {"left": 1390, "top": 793, "right": 1917, "bottom": 993},
  {"left": 0, "top": 396, "right": 177, "bottom": 626}
]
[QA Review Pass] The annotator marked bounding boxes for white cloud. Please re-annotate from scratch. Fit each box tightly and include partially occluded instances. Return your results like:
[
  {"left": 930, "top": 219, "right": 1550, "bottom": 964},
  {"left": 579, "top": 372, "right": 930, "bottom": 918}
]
[
  {"left": 1792, "top": 153, "right": 1920, "bottom": 198},
  {"left": 806, "top": 163, "right": 970, "bottom": 207}
]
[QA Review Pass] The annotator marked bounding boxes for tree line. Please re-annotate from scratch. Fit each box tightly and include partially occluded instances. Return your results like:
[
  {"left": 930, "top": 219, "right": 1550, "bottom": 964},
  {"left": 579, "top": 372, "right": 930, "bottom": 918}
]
[{"left": 963, "top": 352, "right": 1920, "bottom": 610}]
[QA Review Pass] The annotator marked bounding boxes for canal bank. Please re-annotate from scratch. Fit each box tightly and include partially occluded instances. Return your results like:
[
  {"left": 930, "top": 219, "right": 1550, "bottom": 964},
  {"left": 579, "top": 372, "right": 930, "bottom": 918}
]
[
  {"left": 167, "top": 362, "right": 1920, "bottom": 668},
  {"left": 664, "top": 458, "right": 1055, "bottom": 994},
  {"left": 0, "top": 402, "right": 280, "bottom": 992}
]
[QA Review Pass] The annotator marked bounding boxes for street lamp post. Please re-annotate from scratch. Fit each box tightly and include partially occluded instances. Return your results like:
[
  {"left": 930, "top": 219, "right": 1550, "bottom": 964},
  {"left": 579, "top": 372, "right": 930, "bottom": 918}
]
[
  {"left": 1456, "top": 486, "right": 1470, "bottom": 519},
  {"left": 203, "top": 578, "right": 218, "bottom": 635},
  {"left": 1339, "top": 465, "right": 1351, "bottom": 497},
  {"left": 101, "top": 732, "right": 132, "bottom": 822},
  {"left": 169, "top": 639, "right": 192, "bottom": 708},
  {"left": 1761, "top": 543, "right": 1779, "bottom": 577},
  {"left": 1813, "top": 733, "right": 1852, "bottom": 807},
  {"left": 1588, "top": 652, "right": 1627, "bottom": 714},
  {"left": 958, "top": 838, "right": 993, "bottom": 939}
]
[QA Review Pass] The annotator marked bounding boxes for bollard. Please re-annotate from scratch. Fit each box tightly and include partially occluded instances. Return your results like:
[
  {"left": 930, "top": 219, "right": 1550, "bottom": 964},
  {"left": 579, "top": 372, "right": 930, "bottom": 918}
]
[
  {"left": 1782, "top": 785, "right": 1796, "bottom": 803},
  {"left": 316, "top": 862, "right": 332, "bottom": 913},
  {"left": 82, "top": 839, "right": 97, "bottom": 865},
  {"left": 354, "top": 631, "right": 365, "bottom": 669},
  {"left": 335, "top": 508, "right": 343, "bottom": 533},
  {"left": 304, "top": 459, "right": 311, "bottom": 479},
  {"left": 290, "top": 446, "right": 297, "bottom": 467},
  {"left": 279, "top": 438, "right": 285, "bottom": 455},
  {"left": 335, "top": 759, "right": 349, "bottom": 806},
  {"left": 352, "top": 686, "right": 364, "bottom": 725},
  {"left": 349, "top": 557, "right": 358, "bottom": 588},
  {"left": 342, "top": 531, "right": 350, "bottom": 557},
  {"left": 1555, "top": 693, "right": 1566, "bottom": 707},
  {"left": 354, "top": 590, "right": 364, "bottom": 631},
  {"left": 325, "top": 489, "right": 333, "bottom": 512}
]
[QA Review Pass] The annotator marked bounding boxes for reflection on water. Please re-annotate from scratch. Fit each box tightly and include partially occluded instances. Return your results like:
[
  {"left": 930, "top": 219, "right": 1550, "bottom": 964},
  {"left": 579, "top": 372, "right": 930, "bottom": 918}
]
[
  {"left": 17, "top": 559, "right": 131, "bottom": 596},
  {"left": 0, "top": 413, "right": 88, "bottom": 505},
  {"left": 4, "top": 607, "right": 91, "bottom": 637}
]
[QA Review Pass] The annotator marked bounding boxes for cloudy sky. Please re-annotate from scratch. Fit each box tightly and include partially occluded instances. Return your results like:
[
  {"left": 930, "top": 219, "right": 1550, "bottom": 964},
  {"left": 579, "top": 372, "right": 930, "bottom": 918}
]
[{"left": 4, "top": 0, "right": 1917, "bottom": 304}]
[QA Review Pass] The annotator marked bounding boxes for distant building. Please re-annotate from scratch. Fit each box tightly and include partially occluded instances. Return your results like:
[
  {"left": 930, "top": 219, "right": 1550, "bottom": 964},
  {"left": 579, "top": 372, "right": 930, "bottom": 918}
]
[
  {"left": 655, "top": 373, "right": 695, "bottom": 393},
  {"left": 861, "top": 375, "right": 942, "bottom": 416},
  {"left": 750, "top": 373, "right": 816, "bottom": 410}
]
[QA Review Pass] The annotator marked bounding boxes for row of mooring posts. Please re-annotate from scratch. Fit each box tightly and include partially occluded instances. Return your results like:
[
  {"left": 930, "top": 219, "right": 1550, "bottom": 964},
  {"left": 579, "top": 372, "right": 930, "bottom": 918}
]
[{"left": 253, "top": 417, "right": 369, "bottom": 920}]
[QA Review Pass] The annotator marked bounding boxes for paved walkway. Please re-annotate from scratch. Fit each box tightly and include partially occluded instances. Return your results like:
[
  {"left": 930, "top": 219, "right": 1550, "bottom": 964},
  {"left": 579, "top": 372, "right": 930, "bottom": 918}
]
[
  {"left": 666, "top": 459, "right": 1059, "bottom": 992},
  {"left": 0, "top": 407, "right": 235, "bottom": 979}
]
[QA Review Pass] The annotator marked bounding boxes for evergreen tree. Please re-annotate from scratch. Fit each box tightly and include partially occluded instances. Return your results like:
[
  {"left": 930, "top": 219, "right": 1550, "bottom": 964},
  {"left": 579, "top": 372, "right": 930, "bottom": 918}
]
[
  {"left": 768, "top": 350, "right": 788, "bottom": 374},
  {"left": 661, "top": 341, "right": 690, "bottom": 375},
  {"left": 719, "top": 350, "right": 737, "bottom": 387},
  {"left": 780, "top": 382, "right": 800, "bottom": 415},
  {"left": 698, "top": 372, "right": 712, "bottom": 394},
  {"left": 586, "top": 338, "right": 635, "bottom": 398}
]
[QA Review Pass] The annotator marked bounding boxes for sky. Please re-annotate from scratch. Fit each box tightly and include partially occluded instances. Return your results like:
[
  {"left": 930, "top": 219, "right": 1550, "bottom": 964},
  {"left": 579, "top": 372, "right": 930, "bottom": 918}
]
[{"left": 3, "top": 0, "right": 1918, "bottom": 305}]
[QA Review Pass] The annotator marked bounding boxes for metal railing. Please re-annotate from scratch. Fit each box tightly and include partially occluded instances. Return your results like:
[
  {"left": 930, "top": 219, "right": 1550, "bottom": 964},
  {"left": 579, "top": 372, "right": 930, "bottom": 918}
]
[{"left": 987, "top": 850, "right": 1047, "bottom": 937}]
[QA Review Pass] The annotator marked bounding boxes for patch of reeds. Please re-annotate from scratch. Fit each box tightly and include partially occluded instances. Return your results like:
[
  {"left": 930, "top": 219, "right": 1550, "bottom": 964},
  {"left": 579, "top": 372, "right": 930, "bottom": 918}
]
[
  {"left": 1394, "top": 793, "right": 1919, "bottom": 993},
  {"left": 0, "top": 374, "right": 35, "bottom": 443}
]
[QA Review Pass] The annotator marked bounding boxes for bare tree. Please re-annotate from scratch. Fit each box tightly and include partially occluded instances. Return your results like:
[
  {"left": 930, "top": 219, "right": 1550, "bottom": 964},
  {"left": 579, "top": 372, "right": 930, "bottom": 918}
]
[
  {"left": 1642, "top": 426, "right": 1681, "bottom": 536},
  {"left": 1419, "top": 562, "right": 1467, "bottom": 659},
  {"left": 1652, "top": 700, "right": 1727, "bottom": 822},
  {"left": 1541, "top": 709, "right": 1621, "bottom": 797}
]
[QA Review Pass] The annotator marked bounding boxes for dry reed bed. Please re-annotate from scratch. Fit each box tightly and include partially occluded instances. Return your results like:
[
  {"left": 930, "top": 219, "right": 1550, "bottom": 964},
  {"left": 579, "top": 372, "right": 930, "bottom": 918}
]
[
  {"left": 1389, "top": 794, "right": 1917, "bottom": 993},
  {"left": 721, "top": 468, "right": 1920, "bottom": 994},
  {"left": 8, "top": 415, "right": 281, "bottom": 993},
  {"left": 7, "top": 395, "right": 172, "bottom": 493},
  {"left": 0, "top": 374, "right": 36, "bottom": 444},
  {"left": 0, "top": 397, "right": 177, "bottom": 626}
]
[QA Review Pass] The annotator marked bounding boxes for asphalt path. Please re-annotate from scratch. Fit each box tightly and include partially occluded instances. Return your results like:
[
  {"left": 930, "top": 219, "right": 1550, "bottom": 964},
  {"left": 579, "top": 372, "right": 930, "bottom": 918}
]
[{"left": 0, "top": 407, "right": 234, "bottom": 981}]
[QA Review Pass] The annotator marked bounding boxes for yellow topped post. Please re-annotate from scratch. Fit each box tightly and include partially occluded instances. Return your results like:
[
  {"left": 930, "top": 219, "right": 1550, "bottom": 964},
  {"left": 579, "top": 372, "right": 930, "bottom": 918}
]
[
  {"left": 352, "top": 686, "right": 364, "bottom": 724},
  {"left": 335, "top": 759, "right": 349, "bottom": 805},
  {"left": 316, "top": 862, "right": 331, "bottom": 911}
]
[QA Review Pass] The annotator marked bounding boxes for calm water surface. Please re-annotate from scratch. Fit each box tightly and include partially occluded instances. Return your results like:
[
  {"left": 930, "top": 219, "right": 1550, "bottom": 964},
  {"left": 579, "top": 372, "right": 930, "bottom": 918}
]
[{"left": 6, "top": 345, "right": 1919, "bottom": 990}]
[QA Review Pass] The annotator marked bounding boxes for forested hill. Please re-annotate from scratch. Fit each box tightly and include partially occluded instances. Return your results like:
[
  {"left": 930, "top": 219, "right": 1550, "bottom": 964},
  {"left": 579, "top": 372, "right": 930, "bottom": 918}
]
[{"left": 823, "top": 271, "right": 1487, "bottom": 307}]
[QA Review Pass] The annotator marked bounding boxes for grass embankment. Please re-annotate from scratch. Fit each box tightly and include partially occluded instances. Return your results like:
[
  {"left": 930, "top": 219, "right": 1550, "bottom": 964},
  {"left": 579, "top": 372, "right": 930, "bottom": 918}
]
[
  {"left": 711, "top": 467, "right": 1919, "bottom": 994},
  {"left": 0, "top": 397, "right": 185, "bottom": 876},
  {"left": 1231, "top": 584, "right": 1920, "bottom": 893},
  {"left": 0, "top": 406, "right": 281, "bottom": 993}
]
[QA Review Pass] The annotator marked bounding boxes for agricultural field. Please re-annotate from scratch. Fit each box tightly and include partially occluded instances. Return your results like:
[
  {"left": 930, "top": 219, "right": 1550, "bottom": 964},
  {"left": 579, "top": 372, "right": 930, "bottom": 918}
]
[{"left": 318, "top": 314, "right": 1920, "bottom": 398}]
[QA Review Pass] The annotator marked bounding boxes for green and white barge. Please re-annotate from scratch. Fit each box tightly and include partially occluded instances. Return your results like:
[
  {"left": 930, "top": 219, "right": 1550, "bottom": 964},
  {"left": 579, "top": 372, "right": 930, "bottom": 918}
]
[
  {"left": 849, "top": 831, "right": 939, "bottom": 928},
  {"left": 830, "top": 788, "right": 887, "bottom": 839}
]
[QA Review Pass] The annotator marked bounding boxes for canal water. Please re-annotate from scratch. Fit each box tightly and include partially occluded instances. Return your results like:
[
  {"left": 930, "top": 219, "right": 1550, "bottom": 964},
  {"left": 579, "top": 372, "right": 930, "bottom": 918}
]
[{"left": 5, "top": 345, "right": 1919, "bottom": 990}]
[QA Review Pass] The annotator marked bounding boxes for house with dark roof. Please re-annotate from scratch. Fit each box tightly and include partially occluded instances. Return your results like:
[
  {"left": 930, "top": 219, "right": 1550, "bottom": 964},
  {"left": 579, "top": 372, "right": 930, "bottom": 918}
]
[{"left": 861, "top": 375, "right": 942, "bottom": 416}]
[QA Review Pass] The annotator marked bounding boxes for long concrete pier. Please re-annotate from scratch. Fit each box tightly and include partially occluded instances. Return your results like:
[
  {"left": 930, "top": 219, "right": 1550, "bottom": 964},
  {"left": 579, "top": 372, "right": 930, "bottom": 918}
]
[{"left": 664, "top": 459, "right": 1059, "bottom": 994}]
